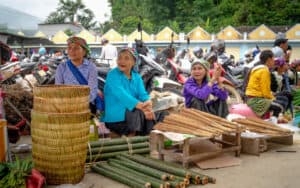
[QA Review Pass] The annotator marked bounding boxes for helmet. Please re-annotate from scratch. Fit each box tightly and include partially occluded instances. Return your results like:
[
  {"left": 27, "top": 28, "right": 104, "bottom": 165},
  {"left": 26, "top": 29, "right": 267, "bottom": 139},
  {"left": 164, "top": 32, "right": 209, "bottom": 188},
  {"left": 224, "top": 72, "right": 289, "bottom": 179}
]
[
  {"left": 193, "top": 47, "right": 203, "bottom": 58},
  {"left": 252, "top": 47, "right": 260, "bottom": 58},
  {"left": 38, "top": 47, "right": 46, "bottom": 55},
  {"left": 291, "top": 59, "right": 300, "bottom": 69},
  {"left": 274, "top": 57, "right": 286, "bottom": 67},
  {"left": 272, "top": 46, "right": 284, "bottom": 58},
  {"left": 211, "top": 39, "right": 225, "bottom": 55}
]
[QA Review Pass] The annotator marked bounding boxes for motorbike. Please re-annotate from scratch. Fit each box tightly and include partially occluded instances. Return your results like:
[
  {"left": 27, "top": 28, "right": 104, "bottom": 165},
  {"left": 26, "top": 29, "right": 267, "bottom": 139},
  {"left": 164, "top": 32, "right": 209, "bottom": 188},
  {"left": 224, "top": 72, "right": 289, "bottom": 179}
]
[{"left": 204, "top": 49, "right": 243, "bottom": 106}]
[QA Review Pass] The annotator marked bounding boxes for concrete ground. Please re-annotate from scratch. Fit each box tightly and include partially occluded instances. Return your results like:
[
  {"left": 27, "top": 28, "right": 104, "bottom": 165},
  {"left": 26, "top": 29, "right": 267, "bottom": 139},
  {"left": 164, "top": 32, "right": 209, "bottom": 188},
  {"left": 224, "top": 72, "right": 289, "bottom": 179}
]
[{"left": 11, "top": 133, "right": 300, "bottom": 188}]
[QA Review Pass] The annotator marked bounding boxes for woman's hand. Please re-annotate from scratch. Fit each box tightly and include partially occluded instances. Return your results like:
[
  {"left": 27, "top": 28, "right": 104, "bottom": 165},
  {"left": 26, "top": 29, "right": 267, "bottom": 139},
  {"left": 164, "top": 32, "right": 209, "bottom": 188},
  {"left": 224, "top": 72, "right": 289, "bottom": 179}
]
[
  {"left": 209, "top": 64, "right": 222, "bottom": 86},
  {"left": 144, "top": 111, "right": 155, "bottom": 120},
  {"left": 135, "top": 102, "right": 145, "bottom": 111},
  {"left": 143, "top": 100, "right": 152, "bottom": 110}
]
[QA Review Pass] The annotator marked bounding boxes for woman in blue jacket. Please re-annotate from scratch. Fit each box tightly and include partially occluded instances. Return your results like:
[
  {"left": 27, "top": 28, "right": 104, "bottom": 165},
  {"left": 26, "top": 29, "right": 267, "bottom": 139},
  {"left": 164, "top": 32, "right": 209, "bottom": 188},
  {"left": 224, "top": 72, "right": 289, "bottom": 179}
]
[
  {"left": 183, "top": 59, "right": 229, "bottom": 117},
  {"left": 103, "top": 48, "right": 155, "bottom": 136}
]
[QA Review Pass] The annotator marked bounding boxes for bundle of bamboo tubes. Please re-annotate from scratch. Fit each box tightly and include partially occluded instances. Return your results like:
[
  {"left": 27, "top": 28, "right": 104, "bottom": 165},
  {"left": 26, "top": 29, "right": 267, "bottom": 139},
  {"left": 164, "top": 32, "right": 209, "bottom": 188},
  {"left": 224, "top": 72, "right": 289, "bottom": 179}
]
[
  {"left": 91, "top": 154, "right": 217, "bottom": 188},
  {"left": 154, "top": 108, "right": 244, "bottom": 137},
  {"left": 232, "top": 117, "right": 293, "bottom": 136}
]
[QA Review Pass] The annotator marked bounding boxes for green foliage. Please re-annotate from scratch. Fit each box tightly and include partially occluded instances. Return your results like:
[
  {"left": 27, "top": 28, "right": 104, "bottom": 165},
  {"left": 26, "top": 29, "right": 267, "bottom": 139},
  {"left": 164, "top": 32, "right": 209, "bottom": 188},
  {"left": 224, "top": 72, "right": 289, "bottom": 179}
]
[
  {"left": 64, "top": 29, "right": 75, "bottom": 36},
  {"left": 108, "top": 0, "right": 299, "bottom": 34},
  {"left": 119, "top": 16, "right": 153, "bottom": 34},
  {"left": 45, "top": 0, "right": 96, "bottom": 29},
  {"left": 0, "top": 158, "right": 33, "bottom": 188}
]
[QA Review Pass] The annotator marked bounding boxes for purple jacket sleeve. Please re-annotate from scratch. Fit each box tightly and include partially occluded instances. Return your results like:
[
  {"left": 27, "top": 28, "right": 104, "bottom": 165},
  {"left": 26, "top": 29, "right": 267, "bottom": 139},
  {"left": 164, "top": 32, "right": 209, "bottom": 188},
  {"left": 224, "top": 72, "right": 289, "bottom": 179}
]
[
  {"left": 184, "top": 79, "right": 213, "bottom": 100},
  {"left": 55, "top": 63, "right": 65, "bottom": 84},
  {"left": 87, "top": 63, "right": 98, "bottom": 102},
  {"left": 212, "top": 84, "right": 228, "bottom": 100}
]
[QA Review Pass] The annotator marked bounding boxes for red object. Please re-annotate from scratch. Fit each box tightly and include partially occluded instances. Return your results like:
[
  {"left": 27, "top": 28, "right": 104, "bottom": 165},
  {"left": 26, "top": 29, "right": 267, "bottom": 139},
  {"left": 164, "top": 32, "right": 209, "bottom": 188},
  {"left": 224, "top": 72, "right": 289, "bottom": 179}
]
[
  {"left": 26, "top": 169, "right": 45, "bottom": 188},
  {"left": 42, "top": 65, "right": 49, "bottom": 72},
  {"left": 15, "top": 119, "right": 26, "bottom": 128},
  {"left": 262, "top": 112, "right": 271, "bottom": 119},
  {"left": 10, "top": 55, "right": 18, "bottom": 62}
]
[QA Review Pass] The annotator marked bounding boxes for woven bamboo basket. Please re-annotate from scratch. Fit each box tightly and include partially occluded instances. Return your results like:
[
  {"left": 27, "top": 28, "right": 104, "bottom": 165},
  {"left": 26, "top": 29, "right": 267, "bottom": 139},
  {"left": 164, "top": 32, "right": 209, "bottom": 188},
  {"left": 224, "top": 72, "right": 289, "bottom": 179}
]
[
  {"left": 31, "top": 85, "right": 90, "bottom": 185},
  {"left": 33, "top": 85, "right": 90, "bottom": 113}
]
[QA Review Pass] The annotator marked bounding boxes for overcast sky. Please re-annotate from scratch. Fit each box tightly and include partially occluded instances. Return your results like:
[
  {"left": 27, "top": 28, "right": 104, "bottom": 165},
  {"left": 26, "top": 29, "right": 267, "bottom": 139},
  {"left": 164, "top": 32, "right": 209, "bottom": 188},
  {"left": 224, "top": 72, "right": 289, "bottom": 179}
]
[{"left": 0, "top": 0, "right": 111, "bottom": 23}]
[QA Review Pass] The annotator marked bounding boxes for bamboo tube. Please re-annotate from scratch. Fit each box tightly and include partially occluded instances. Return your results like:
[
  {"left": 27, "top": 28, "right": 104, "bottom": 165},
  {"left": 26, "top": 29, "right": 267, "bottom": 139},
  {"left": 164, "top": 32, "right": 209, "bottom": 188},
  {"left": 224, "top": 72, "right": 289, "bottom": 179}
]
[
  {"left": 121, "top": 154, "right": 191, "bottom": 179},
  {"left": 96, "top": 163, "right": 151, "bottom": 188},
  {"left": 91, "top": 165, "right": 149, "bottom": 188},
  {"left": 143, "top": 156, "right": 213, "bottom": 185},
  {"left": 89, "top": 136, "right": 149, "bottom": 148},
  {"left": 88, "top": 142, "right": 149, "bottom": 154},
  {"left": 107, "top": 161, "right": 165, "bottom": 188},
  {"left": 112, "top": 157, "right": 171, "bottom": 181},
  {"left": 86, "top": 148, "right": 149, "bottom": 162}
]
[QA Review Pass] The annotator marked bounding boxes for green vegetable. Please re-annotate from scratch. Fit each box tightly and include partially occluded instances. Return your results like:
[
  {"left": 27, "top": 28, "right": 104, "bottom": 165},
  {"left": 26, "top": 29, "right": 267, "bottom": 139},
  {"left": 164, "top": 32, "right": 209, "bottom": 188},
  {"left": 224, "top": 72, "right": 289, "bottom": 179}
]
[{"left": 0, "top": 157, "right": 33, "bottom": 188}]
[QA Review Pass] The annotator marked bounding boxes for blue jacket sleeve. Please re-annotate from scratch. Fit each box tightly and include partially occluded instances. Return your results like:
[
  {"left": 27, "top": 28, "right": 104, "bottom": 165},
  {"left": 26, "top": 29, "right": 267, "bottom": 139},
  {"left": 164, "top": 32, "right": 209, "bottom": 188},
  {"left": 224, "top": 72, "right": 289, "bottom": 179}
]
[
  {"left": 136, "top": 74, "right": 150, "bottom": 102},
  {"left": 212, "top": 84, "right": 228, "bottom": 100},
  {"left": 184, "top": 80, "right": 213, "bottom": 100},
  {"left": 105, "top": 71, "right": 139, "bottom": 111}
]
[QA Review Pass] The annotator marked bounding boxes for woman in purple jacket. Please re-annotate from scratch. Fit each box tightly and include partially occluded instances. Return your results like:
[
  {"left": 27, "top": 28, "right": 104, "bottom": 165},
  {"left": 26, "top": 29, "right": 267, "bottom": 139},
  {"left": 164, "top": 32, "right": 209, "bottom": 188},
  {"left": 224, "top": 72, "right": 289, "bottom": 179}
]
[{"left": 183, "top": 59, "right": 229, "bottom": 117}]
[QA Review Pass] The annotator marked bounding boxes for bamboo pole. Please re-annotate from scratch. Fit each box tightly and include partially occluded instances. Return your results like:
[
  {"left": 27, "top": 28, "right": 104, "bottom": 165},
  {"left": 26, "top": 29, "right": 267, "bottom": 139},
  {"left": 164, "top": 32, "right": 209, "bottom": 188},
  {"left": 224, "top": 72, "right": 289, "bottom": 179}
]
[
  {"left": 154, "top": 122, "right": 213, "bottom": 137},
  {"left": 185, "top": 108, "right": 239, "bottom": 129},
  {"left": 164, "top": 115, "right": 222, "bottom": 135},
  {"left": 180, "top": 111, "right": 234, "bottom": 132},
  {"left": 233, "top": 118, "right": 291, "bottom": 135}
]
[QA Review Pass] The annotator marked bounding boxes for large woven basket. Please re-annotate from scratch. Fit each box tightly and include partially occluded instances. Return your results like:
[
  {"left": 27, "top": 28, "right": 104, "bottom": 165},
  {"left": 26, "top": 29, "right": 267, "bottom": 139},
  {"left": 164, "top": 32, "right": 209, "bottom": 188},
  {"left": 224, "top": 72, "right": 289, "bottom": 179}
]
[
  {"left": 31, "top": 85, "right": 90, "bottom": 185},
  {"left": 33, "top": 85, "right": 90, "bottom": 113}
]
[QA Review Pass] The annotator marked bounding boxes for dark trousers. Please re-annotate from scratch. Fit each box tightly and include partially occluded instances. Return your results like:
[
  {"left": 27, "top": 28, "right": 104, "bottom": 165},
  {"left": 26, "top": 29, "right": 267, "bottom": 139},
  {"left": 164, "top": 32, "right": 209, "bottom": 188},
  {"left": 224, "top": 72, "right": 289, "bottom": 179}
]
[
  {"left": 105, "top": 109, "right": 155, "bottom": 136},
  {"left": 189, "top": 97, "right": 229, "bottom": 118},
  {"left": 270, "top": 95, "right": 289, "bottom": 116}
]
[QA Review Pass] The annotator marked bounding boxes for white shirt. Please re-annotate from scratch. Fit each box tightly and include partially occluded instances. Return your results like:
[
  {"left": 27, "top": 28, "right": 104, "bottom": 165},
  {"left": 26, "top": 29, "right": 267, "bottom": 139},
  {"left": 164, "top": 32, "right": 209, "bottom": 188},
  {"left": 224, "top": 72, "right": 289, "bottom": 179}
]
[{"left": 100, "top": 43, "right": 118, "bottom": 60}]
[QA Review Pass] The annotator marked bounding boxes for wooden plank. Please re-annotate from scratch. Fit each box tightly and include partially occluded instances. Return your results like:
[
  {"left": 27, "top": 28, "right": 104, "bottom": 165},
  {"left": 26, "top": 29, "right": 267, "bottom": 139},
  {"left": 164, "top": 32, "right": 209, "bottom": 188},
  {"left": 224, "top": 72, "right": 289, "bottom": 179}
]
[
  {"left": 222, "top": 134, "right": 267, "bottom": 156},
  {"left": 267, "top": 134, "right": 293, "bottom": 145}
]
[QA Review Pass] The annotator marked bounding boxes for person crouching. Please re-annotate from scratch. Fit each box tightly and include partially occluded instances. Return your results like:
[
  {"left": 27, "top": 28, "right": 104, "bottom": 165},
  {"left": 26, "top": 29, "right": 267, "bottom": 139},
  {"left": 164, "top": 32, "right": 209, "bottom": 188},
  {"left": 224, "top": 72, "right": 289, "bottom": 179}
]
[{"left": 183, "top": 58, "right": 229, "bottom": 118}]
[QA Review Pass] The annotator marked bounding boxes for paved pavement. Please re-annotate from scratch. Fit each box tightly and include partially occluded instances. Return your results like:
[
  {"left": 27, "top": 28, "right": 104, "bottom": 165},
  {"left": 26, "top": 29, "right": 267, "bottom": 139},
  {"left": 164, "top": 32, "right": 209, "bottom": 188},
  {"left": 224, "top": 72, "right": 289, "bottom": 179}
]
[{"left": 12, "top": 131, "right": 300, "bottom": 188}]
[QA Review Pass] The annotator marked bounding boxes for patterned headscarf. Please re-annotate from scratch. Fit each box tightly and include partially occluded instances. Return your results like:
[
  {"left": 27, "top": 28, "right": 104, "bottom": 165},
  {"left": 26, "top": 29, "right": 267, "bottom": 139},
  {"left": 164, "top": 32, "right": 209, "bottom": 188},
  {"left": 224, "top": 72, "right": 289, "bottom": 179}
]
[
  {"left": 118, "top": 48, "right": 139, "bottom": 63},
  {"left": 67, "top": 36, "right": 91, "bottom": 56},
  {"left": 191, "top": 58, "right": 210, "bottom": 71}
]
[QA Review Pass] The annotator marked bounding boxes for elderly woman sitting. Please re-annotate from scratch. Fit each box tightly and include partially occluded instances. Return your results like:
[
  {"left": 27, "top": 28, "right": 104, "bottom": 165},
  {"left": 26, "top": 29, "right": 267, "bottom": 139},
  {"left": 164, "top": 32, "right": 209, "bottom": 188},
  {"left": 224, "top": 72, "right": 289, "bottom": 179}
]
[
  {"left": 55, "top": 36, "right": 100, "bottom": 113},
  {"left": 183, "top": 58, "right": 229, "bottom": 118},
  {"left": 103, "top": 48, "right": 155, "bottom": 136}
]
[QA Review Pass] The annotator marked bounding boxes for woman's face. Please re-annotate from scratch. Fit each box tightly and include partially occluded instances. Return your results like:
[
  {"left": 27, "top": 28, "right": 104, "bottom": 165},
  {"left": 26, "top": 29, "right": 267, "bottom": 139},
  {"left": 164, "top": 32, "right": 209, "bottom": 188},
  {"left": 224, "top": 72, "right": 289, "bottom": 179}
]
[
  {"left": 67, "top": 43, "right": 86, "bottom": 61},
  {"left": 117, "top": 51, "right": 135, "bottom": 73},
  {"left": 191, "top": 64, "right": 207, "bottom": 82},
  {"left": 266, "top": 56, "right": 275, "bottom": 69}
]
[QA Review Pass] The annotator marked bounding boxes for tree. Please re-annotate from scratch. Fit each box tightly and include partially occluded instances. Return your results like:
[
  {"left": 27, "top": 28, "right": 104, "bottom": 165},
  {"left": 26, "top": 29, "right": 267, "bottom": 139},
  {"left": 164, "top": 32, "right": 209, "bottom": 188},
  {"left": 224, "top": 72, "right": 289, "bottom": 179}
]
[
  {"left": 45, "top": 0, "right": 97, "bottom": 30},
  {"left": 107, "top": 0, "right": 300, "bottom": 34},
  {"left": 119, "top": 16, "right": 153, "bottom": 34}
]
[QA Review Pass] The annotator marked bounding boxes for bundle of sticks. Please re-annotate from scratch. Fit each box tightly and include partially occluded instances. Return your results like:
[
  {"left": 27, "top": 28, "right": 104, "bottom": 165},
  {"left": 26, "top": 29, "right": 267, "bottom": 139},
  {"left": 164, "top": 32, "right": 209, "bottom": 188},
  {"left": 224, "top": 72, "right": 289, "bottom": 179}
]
[
  {"left": 232, "top": 117, "right": 293, "bottom": 137},
  {"left": 154, "top": 108, "right": 244, "bottom": 137}
]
